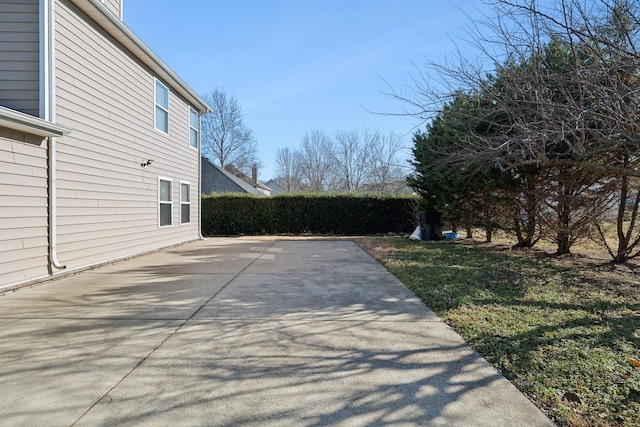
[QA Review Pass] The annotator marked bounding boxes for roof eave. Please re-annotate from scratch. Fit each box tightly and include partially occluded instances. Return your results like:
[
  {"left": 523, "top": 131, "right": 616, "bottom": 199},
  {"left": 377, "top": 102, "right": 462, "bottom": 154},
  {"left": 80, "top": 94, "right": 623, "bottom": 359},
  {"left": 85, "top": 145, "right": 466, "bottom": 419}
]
[
  {"left": 0, "top": 106, "right": 72, "bottom": 137},
  {"left": 69, "top": 0, "right": 211, "bottom": 114}
]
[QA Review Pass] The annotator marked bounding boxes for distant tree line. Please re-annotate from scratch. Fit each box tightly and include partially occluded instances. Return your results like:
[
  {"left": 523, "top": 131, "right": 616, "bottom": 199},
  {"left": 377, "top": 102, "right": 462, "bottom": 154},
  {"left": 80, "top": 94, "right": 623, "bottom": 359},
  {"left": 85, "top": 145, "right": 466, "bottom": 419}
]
[
  {"left": 199, "top": 88, "right": 409, "bottom": 194},
  {"left": 273, "top": 128, "right": 409, "bottom": 193},
  {"left": 402, "top": 0, "right": 640, "bottom": 262}
]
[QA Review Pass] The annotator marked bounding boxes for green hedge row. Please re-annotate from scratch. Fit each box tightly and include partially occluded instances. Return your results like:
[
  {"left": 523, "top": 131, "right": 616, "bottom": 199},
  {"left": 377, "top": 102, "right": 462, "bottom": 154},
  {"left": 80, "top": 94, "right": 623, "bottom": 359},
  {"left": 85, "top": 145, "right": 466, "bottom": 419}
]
[{"left": 201, "top": 193, "right": 419, "bottom": 236}]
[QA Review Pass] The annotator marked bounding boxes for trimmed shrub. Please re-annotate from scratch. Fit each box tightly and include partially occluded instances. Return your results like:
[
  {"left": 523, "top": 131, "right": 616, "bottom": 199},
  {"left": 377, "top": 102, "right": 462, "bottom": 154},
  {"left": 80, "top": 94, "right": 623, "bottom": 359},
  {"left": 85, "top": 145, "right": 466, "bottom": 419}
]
[{"left": 201, "top": 193, "right": 418, "bottom": 236}]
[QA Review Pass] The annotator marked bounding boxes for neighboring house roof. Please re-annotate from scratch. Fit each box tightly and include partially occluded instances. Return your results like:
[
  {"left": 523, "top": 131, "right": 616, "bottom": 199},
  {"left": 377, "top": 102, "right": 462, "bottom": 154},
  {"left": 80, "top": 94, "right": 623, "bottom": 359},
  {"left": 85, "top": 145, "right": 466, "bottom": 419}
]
[
  {"left": 70, "top": 0, "right": 210, "bottom": 114},
  {"left": 201, "top": 157, "right": 263, "bottom": 196},
  {"left": 224, "top": 164, "right": 272, "bottom": 195},
  {"left": 265, "top": 179, "right": 286, "bottom": 195},
  {"left": 0, "top": 106, "right": 72, "bottom": 137}
]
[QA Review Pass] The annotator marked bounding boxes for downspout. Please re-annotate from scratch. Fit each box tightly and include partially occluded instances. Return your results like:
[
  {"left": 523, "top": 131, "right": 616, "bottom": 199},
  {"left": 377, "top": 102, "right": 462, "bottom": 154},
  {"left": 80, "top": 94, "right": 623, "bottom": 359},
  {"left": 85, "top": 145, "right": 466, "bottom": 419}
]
[
  {"left": 198, "top": 111, "right": 205, "bottom": 240},
  {"left": 43, "top": 0, "right": 66, "bottom": 270},
  {"left": 48, "top": 137, "right": 66, "bottom": 270}
]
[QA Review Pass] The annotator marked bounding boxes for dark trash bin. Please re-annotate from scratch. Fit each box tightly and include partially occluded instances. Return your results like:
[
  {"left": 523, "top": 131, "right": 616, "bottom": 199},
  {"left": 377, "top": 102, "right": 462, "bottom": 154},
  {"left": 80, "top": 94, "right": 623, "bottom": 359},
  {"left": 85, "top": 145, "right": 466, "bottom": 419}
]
[{"left": 419, "top": 210, "right": 443, "bottom": 241}]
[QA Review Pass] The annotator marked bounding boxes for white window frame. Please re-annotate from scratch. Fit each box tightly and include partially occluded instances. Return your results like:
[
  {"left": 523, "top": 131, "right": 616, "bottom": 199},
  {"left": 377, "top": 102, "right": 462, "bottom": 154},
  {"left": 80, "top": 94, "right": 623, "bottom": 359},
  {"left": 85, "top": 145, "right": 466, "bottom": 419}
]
[
  {"left": 189, "top": 108, "right": 198, "bottom": 149},
  {"left": 180, "top": 181, "right": 191, "bottom": 224},
  {"left": 158, "top": 177, "right": 173, "bottom": 227},
  {"left": 154, "top": 78, "right": 169, "bottom": 134}
]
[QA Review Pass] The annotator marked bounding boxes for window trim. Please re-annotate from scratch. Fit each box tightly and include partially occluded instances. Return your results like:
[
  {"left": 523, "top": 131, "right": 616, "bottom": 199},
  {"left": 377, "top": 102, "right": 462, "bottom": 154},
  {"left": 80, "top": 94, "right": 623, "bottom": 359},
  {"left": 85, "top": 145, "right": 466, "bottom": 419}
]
[
  {"left": 180, "top": 181, "right": 191, "bottom": 224},
  {"left": 189, "top": 107, "right": 198, "bottom": 149},
  {"left": 154, "top": 78, "right": 169, "bottom": 134},
  {"left": 158, "top": 177, "right": 173, "bottom": 228}
]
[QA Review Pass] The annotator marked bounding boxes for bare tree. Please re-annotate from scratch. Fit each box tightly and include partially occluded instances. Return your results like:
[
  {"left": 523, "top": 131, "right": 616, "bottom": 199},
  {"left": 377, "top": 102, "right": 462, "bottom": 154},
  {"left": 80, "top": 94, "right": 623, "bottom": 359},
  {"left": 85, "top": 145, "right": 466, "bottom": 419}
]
[
  {"left": 387, "top": 1, "right": 640, "bottom": 175},
  {"left": 367, "top": 131, "right": 407, "bottom": 193},
  {"left": 538, "top": 166, "right": 610, "bottom": 254},
  {"left": 481, "top": 0, "right": 640, "bottom": 256},
  {"left": 397, "top": 0, "right": 640, "bottom": 257},
  {"left": 201, "top": 89, "right": 259, "bottom": 174},
  {"left": 594, "top": 170, "right": 640, "bottom": 261},
  {"left": 279, "top": 127, "right": 408, "bottom": 193},
  {"left": 333, "top": 128, "right": 376, "bottom": 191},
  {"left": 273, "top": 147, "right": 304, "bottom": 192},
  {"left": 298, "top": 129, "right": 337, "bottom": 191}
]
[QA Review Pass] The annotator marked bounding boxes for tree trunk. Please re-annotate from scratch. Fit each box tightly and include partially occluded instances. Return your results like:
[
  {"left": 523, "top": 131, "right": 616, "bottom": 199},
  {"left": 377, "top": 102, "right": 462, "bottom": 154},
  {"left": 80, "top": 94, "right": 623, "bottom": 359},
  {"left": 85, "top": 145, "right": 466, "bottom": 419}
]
[
  {"left": 513, "top": 193, "right": 539, "bottom": 249},
  {"left": 523, "top": 191, "right": 539, "bottom": 248},
  {"left": 615, "top": 173, "right": 630, "bottom": 262},
  {"left": 513, "top": 209, "right": 526, "bottom": 247},
  {"left": 556, "top": 201, "right": 571, "bottom": 255}
]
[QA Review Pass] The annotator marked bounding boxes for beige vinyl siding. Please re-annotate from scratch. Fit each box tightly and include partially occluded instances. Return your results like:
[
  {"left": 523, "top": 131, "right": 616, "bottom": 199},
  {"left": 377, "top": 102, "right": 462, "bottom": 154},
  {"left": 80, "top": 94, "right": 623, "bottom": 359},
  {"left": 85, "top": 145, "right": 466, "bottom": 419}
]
[
  {"left": 0, "top": 130, "right": 49, "bottom": 289},
  {"left": 102, "top": 0, "right": 122, "bottom": 19},
  {"left": 0, "top": 0, "right": 40, "bottom": 116},
  {"left": 53, "top": 0, "right": 199, "bottom": 269}
]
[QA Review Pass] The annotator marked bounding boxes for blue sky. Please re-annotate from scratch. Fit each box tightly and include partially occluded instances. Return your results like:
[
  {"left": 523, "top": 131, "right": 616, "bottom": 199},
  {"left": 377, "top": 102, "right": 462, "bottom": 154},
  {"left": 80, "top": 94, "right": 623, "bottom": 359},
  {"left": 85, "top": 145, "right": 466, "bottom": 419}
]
[{"left": 123, "top": 1, "right": 492, "bottom": 180}]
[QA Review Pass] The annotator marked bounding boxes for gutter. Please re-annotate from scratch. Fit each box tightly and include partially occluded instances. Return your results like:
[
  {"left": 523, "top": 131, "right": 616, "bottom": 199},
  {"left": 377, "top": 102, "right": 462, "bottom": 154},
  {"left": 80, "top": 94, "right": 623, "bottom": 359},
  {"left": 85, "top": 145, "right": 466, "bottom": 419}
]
[{"left": 0, "top": 106, "right": 70, "bottom": 137}]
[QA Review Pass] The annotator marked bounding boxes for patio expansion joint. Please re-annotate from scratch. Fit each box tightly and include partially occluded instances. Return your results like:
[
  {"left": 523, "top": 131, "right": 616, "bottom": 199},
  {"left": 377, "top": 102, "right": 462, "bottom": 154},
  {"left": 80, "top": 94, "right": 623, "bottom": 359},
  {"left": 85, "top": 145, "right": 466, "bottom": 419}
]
[
  {"left": 69, "top": 240, "right": 279, "bottom": 426},
  {"left": 0, "top": 316, "right": 188, "bottom": 321},
  {"left": 187, "top": 317, "right": 443, "bottom": 323}
]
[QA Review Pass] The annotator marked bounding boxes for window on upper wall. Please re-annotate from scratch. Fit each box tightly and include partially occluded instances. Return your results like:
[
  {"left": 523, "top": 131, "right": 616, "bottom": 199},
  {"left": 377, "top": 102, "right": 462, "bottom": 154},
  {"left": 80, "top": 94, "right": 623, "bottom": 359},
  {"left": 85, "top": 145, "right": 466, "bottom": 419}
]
[
  {"left": 189, "top": 108, "right": 198, "bottom": 149},
  {"left": 180, "top": 182, "right": 191, "bottom": 224},
  {"left": 155, "top": 79, "right": 169, "bottom": 134},
  {"left": 159, "top": 178, "right": 172, "bottom": 227}
]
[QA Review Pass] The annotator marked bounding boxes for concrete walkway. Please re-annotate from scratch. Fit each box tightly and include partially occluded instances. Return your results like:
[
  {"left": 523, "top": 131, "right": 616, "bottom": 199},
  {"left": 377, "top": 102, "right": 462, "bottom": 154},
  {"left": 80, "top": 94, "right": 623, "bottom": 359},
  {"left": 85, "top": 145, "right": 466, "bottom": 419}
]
[{"left": 0, "top": 239, "right": 554, "bottom": 426}]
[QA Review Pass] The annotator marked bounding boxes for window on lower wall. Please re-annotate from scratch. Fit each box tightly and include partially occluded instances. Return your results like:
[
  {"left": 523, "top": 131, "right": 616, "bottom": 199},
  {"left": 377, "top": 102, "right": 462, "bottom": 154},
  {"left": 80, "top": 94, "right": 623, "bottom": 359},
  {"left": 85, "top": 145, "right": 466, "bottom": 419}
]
[
  {"left": 180, "top": 181, "right": 191, "bottom": 224},
  {"left": 159, "top": 178, "right": 172, "bottom": 227}
]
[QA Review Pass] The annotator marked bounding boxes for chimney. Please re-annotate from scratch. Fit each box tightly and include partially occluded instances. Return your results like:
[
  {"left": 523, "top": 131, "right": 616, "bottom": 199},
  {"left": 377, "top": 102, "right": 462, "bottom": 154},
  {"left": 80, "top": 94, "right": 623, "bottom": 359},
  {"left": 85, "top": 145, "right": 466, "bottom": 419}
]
[{"left": 251, "top": 163, "right": 258, "bottom": 187}]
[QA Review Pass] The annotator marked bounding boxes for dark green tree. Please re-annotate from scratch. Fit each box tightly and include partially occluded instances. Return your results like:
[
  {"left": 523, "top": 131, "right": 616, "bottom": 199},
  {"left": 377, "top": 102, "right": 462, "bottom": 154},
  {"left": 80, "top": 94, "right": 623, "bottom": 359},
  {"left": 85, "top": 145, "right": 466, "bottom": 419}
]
[{"left": 408, "top": 92, "right": 515, "bottom": 241}]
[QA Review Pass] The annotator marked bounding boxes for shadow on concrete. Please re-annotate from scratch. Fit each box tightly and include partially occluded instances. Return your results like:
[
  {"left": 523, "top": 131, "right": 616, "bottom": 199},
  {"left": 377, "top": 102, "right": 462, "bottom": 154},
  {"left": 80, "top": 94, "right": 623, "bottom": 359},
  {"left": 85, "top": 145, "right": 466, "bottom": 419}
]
[{"left": 0, "top": 239, "right": 553, "bottom": 426}]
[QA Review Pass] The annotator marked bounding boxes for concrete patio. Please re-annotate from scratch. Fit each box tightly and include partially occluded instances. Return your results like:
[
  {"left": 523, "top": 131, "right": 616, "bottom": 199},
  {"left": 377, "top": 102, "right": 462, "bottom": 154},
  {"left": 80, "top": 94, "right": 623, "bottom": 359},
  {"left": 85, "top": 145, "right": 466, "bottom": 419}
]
[{"left": 0, "top": 238, "right": 554, "bottom": 426}]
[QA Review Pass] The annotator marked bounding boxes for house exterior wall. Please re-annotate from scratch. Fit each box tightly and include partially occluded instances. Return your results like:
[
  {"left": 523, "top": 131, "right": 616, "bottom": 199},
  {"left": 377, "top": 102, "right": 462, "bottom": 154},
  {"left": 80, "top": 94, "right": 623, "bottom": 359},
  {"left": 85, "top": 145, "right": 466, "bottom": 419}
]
[
  {"left": 51, "top": 0, "right": 200, "bottom": 269},
  {"left": 0, "top": 0, "right": 205, "bottom": 290},
  {"left": 0, "top": 0, "right": 40, "bottom": 116},
  {"left": 0, "top": 128, "right": 50, "bottom": 286},
  {"left": 101, "top": 0, "right": 122, "bottom": 19}
]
